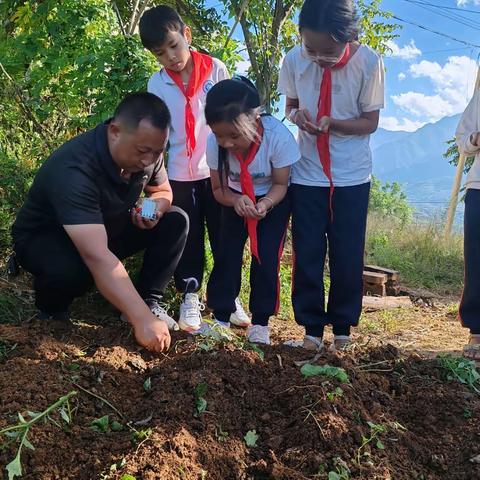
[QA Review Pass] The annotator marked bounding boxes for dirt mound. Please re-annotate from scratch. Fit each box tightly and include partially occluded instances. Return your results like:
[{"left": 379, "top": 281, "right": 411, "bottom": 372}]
[{"left": 1, "top": 319, "right": 480, "bottom": 480}]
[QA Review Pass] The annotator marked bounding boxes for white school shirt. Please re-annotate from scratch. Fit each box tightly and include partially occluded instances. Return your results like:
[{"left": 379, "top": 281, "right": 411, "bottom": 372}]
[
  {"left": 206, "top": 115, "right": 301, "bottom": 196},
  {"left": 278, "top": 44, "right": 385, "bottom": 187},
  {"left": 147, "top": 57, "right": 229, "bottom": 181},
  {"left": 456, "top": 89, "right": 480, "bottom": 190}
]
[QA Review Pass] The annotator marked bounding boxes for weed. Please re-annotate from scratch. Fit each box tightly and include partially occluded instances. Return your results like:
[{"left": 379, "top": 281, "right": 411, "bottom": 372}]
[
  {"left": 194, "top": 383, "right": 208, "bottom": 417},
  {"left": 328, "top": 457, "right": 351, "bottom": 480},
  {"left": 130, "top": 427, "right": 152, "bottom": 445},
  {"left": 439, "top": 354, "right": 480, "bottom": 394},
  {"left": 357, "top": 422, "right": 387, "bottom": 464},
  {"left": 244, "top": 429, "right": 259, "bottom": 447},
  {"left": 120, "top": 476, "right": 136, "bottom": 480},
  {"left": 463, "top": 408, "right": 473, "bottom": 419},
  {"left": 143, "top": 377, "right": 152, "bottom": 392},
  {"left": 90, "top": 415, "right": 123, "bottom": 433},
  {"left": 0, "top": 341, "right": 17, "bottom": 361},
  {"left": 326, "top": 387, "right": 344, "bottom": 402},
  {"left": 215, "top": 425, "right": 229, "bottom": 443},
  {"left": 0, "top": 391, "right": 76, "bottom": 480},
  {"left": 301, "top": 364, "right": 349, "bottom": 383}
]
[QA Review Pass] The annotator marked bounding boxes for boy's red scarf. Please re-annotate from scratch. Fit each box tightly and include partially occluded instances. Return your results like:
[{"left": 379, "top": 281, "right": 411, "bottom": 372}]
[
  {"left": 234, "top": 122, "right": 264, "bottom": 264},
  {"left": 166, "top": 51, "right": 213, "bottom": 174},
  {"left": 316, "top": 44, "right": 351, "bottom": 219}
]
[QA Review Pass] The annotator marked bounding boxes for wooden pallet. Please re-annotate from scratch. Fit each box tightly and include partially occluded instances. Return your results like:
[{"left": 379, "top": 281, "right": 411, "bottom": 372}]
[{"left": 363, "top": 265, "right": 400, "bottom": 297}]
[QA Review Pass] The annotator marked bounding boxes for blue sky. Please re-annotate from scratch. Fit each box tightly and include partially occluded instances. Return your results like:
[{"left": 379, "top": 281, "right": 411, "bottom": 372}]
[
  {"left": 231, "top": 0, "right": 480, "bottom": 132},
  {"left": 379, "top": 0, "right": 480, "bottom": 131}
]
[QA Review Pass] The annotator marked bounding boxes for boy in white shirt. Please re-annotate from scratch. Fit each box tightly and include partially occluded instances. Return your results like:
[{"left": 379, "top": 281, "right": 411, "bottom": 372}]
[
  {"left": 278, "top": 0, "right": 384, "bottom": 351},
  {"left": 456, "top": 89, "right": 480, "bottom": 360},
  {"left": 140, "top": 6, "right": 250, "bottom": 332}
]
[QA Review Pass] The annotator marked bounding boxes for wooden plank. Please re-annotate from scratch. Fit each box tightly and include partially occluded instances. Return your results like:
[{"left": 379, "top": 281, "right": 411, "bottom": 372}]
[
  {"left": 364, "top": 265, "right": 399, "bottom": 281},
  {"left": 362, "top": 296, "right": 412, "bottom": 311},
  {"left": 363, "top": 271, "right": 387, "bottom": 285}
]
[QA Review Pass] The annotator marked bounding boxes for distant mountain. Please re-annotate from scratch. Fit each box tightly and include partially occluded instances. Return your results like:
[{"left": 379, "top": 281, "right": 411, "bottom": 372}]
[{"left": 371, "top": 114, "right": 464, "bottom": 223}]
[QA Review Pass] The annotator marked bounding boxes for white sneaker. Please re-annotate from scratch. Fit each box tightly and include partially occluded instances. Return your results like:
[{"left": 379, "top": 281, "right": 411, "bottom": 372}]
[
  {"left": 147, "top": 300, "right": 179, "bottom": 331},
  {"left": 229, "top": 298, "right": 251, "bottom": 327},
  {"left": 247, "top": 325, "right": 270, "bottom": 345},
  {"left": 192, "top": 318, "right": 230, "bottom": 337},
  {"left": 178, "top": 293, "right": 204, "bottom": 332}
]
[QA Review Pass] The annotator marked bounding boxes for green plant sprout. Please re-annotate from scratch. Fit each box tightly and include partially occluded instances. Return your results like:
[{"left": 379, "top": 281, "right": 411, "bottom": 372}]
[
  {"left": 326, "top": 387, "right": 344, "bottom": 402},
  {"left": 1, "top": 390, "right": 77, "bottom": 480},
  {"left": 215, "top": 425, "right": 229, "bottom": 443},
  {"left": 90, "top": 415, "right": 123, "bottom": 433},
  {"left": 328, "top": 457, "right": 351, "bottom": 480},
  {"left": 194, "top": 383, "right": 208, "bottom": 417},
  {"left": 244, "top": 429, "right": 259, "bottom": 447},
  {"left": 196, "top": 319, "right": 264, "bottom": 360},
  {"left": 439, "top": 354, "right": 480, "bottom": 394},
  {"left": 0, "top": 341, "right": 17, "bottom": 361},
  {"left": 357, "top": 422, "right": 387, "bottom": 464},
  {"left": 301, "top": 364, "right": 349, "bottom": 383}
]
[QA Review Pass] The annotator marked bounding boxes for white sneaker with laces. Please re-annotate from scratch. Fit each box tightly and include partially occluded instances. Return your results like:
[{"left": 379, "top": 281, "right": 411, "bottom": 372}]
[
  {"left": 178, "top": 292, "right": 204, "bottom": 332},
  {"left": 229, "top": 298, "right": 251, "bottom": 327},
  {"left": 147, "top": 301, "right": 179, "bottom": 331},
  {"left": 247, "top": 325, "right": 270, "bottom": 345}
]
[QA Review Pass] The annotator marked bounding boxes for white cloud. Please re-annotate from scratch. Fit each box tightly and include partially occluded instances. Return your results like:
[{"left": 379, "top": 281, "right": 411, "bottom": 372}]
[
  {"left": 457, "top": 1, "right": 480, "bottom": 5},
  {"left": 391, "top": 55, "right": 477, "bottom": 123},
  {"left": 398, "top": 72, "right": 406, "bottom": 81},
  {"left": 380, "top": 116, "right": 426, "bottom": 132},
  {"left": 386, "top": 40, "right": 422, "bottom": 60}
]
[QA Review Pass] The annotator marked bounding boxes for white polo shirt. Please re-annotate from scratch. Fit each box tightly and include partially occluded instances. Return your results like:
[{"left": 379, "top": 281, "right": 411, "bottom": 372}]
[
  {"left": 206, "top": 115, "right": 301, "bottom": 196},
  {"left": 278, "top": 44, "right": 385, "bottom": 187},
  {"left": 147, "top": 57, "right": 229, "bottom": 181}
]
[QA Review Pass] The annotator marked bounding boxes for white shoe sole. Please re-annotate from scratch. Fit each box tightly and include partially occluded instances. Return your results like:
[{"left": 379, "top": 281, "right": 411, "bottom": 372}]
[{"left": 178, "top": 319, "right": 201, "bottom": 333}]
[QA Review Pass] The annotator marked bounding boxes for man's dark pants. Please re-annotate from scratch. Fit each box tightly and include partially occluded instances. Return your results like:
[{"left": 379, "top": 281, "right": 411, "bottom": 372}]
[{"left": 14, "top": 207, "right": 188, "bottom": 313}]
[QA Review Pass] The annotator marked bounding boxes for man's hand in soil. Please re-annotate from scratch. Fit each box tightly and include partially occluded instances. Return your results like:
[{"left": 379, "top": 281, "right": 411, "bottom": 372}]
[{"left": 132, "top": 313, "right": 171, "bottom": 352}]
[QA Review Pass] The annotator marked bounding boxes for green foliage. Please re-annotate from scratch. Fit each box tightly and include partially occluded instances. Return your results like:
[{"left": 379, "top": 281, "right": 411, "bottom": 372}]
[
  {"left": 369, "top": 176, "right": 413, "bottom": 224},
  {"left": 366, "top": 214, "right": 464, "bottom": 295},
  {"left": 439, "top": 354, "right": 480, "bottom": 394},
  {"left": 1, "top": 391, "right": 76, "bottom": 480},
  {"left": 300, "top": 364, "right": 349, "bottom": 383},
  {"left": 244, "top": 429, "right": 259, "bottom": 447},
  {"left": 193, "top": 383, "right": 208, "bottom": 417},
  {"left": 90, "top": 415, "right": 123, "bottom": 433},
  {"left": 444, "top": 137, "right": 475, "bottom": 177},
  {"left": 328, "top": 457, "right": 351, "bottom": 480}
]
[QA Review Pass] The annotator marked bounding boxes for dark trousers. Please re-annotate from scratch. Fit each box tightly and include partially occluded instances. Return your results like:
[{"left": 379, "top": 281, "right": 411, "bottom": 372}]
[
  {"left": 290, "top": 182, "right": 370, "bottom": 337},
  {"left": 460, "top": 188, "right": 480, "bottom": 334},
  {"left": 171, "top": 179, "right": 220, "bottom": 292},
  {"left": 14, "top": 207, "right": 188, "bottom": 313},
  {"left": 207, "top": 195, "right": 290, "bottom": 326}
]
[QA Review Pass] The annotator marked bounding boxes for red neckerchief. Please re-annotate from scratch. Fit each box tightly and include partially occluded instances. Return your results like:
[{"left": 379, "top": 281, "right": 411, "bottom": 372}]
[
  {"left": 234, "top": 121, "right": 264, "bottom": 264},
  {"left": 166, "top": 50, "right": 213, "bottom": 176},
  {"left": 316, "top": 43, "right": 351, "bottom": 220}
]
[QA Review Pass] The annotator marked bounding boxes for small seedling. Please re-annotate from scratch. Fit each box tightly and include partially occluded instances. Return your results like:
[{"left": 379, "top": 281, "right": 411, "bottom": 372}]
[
  {"left": 1, "top": 391, "right": 76, "bottom": 480},
  {"left": 357, "top": 422, "right": 387, "bottom": 464},
  {"left": 194, "top": 383, "right": 208, "bottom": 417},
  {"left": 215, "top": 425, "right": 229, "bottom": 443},
  {"left": 120, "top": 475, "right": 136, "bottom": 480},
  {"left": 301, "top": 364, "right": 349, "bottom": 383},
  {"left": 439, "top": 354, "right": 480, "bottom": 394},
  {"left": 90, "top": 415, "right": 123, "bottom": 433},
  {"left": 328, "top": 457, "right": 351, "bottom": 480},
  {"left": 130, "top": 427, "right": 152, "bottom": 445},
  {"left": 244, "top": 429, "right": 259, "bottom": 447},
  {"left": 326, "top": 387, "right": 344, "bottom": 402},
  {"left": 143, "top": 377, "right": 152, "bottom": 392},
  {"left": 463, "top": 408, "right": 473, "bottom": 419},
  {"left": 0, "top": 341, "right": 17, "bottom": 361}
]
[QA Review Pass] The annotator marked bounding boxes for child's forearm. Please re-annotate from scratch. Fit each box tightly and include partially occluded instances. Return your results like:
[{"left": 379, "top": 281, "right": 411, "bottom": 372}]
[
  {"left": 259, "top": 184, "right": 288, "bottom": 208},
  {"left": 213, "top": 187, "right": 242, "bottom": 207},
  {"left": 330, "top": 113, "right": 379, "bottom": 135}
]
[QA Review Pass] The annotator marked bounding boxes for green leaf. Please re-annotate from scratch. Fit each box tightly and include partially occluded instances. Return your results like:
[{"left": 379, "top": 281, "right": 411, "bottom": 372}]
[
  {"left": 120, "top": 475, "right": 136, "bottom": 480},
  {"left": 6, "top": 455, "right": 22, "bottom": 480},
  {"left": 17, "top": 413, "right": 26, "bottom": 424},
  {"left": 111, "top": 421, "right": 124, "bottom": 432},
  {"left": 328, "top": 473, "right": 341, "bottom": 480},
  {"left": 4, "top": 431, "right": 21, "bottom": 439},
  {"left": 244, "top": 429, "right": 259, "bottom": 447},
  {"left": 195, "top": 383, "right": 208, "bottom": 397},
  {"left": 195, "top": 397, "right": 207, "bottom": 417},
  {"left": 376, "top": 439, "right": 385, "bottom": 450},
  {"left": 90, "top": 415, "right": 110, "bottom": 433},
  {"left": 23, "top": 437, "right": 35, "bottom": 451},
  {"left": 27, "top": 411, "right": 41, "bottom": 420},
  {"left": 143, "top": 377, "right": 152, "bottom": 392},
  {"left": 300, "top": 364, "right": 349, "bottom": 383},
  {"left": 59, "top": 407, "right": 70, "bottom": 424}
]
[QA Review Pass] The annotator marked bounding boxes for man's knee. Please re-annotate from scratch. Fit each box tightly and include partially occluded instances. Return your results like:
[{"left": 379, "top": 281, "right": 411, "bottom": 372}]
[
  {"left": 162, "top": 205, "right": 189, "bottom": 240},
  {"left": 37, "top": 259, "right": 93, "bottom": 295}
]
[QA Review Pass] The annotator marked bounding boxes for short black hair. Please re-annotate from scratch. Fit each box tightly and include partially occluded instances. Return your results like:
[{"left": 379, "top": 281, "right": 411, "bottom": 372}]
[
  {"left": 113, "top": 92, "right": 171, "bottom": 131},
  {"left": 139, "top": 5, "right": 185, "bottom": 50},
  {"left": 299, "top": 0, "right": 358, "bottom": 43}
]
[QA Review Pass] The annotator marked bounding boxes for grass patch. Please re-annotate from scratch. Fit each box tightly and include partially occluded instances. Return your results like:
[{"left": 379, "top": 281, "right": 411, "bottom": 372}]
[{"left": 366, "top": 214, "right": 463, "bottom": 295}]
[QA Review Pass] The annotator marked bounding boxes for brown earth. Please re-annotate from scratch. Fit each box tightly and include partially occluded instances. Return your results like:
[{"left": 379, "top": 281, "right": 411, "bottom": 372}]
[{"left": 1, "top": 290, "right": 479, "bottom": 480}]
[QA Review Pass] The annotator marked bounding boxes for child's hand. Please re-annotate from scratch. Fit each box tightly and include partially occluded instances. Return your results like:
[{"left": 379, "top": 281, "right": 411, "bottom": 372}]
[
  {"left": 304, "top": 116, "right": 330, "bottom": 135},
  {"left": 234, "top": 195, "right": 257, "bottom": 218},
  {"left": 292, "top": 109, "right": 315, "bottom": 131}
]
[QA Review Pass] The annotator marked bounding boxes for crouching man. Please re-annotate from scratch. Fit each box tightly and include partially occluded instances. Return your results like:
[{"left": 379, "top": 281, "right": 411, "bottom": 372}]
[{"left": 12, "top": 92, "right": 189, "bottom": 353}]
